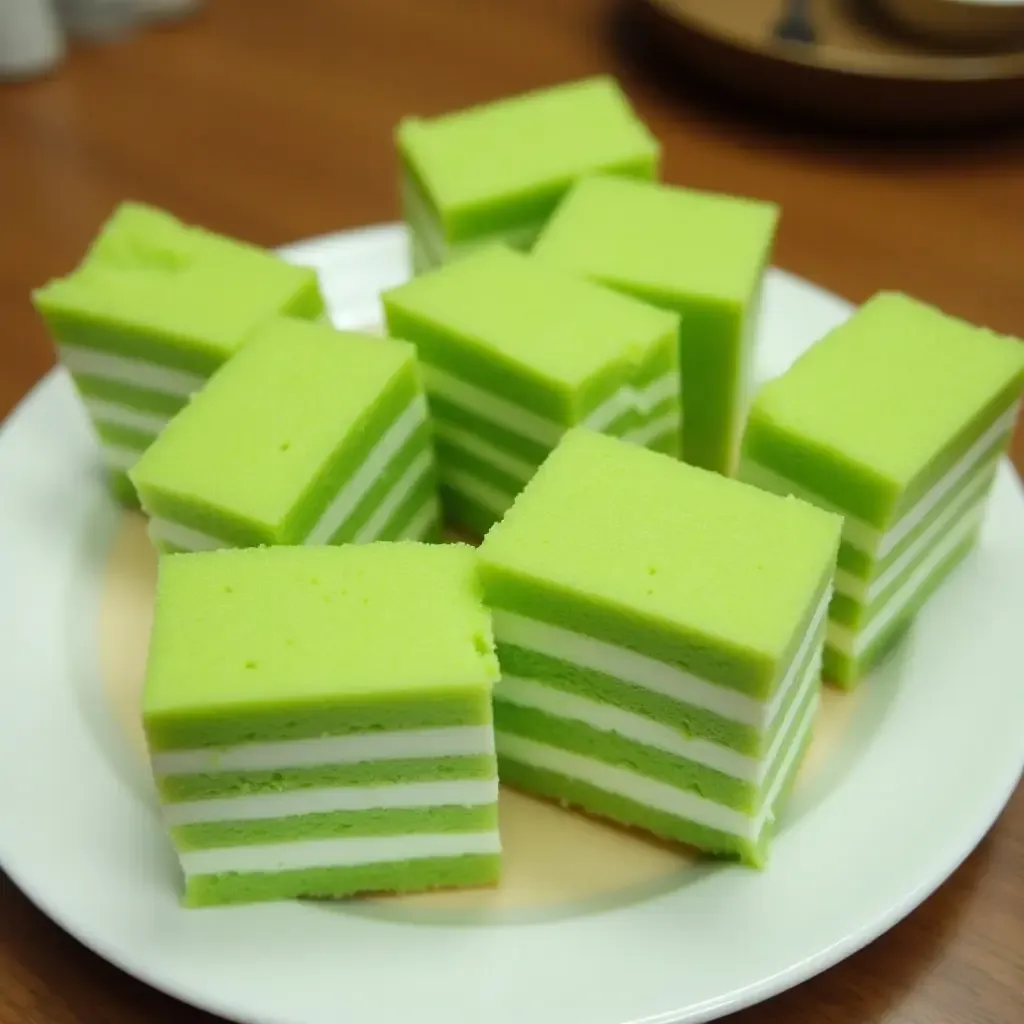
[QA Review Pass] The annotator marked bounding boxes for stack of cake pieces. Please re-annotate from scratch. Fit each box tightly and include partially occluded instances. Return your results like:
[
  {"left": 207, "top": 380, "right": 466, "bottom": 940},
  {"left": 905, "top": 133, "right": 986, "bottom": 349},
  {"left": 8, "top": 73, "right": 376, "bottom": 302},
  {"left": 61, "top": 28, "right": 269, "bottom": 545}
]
[
  {"left": 533, "top": 175, "right": 779, "bottom": 475},
  {"left": 32, "top": 202, "right": 324, "bottom": 505},
  {"left": 382, "top": 245, "right": 681, "bottom": 536},
  {"left": 130, "top": 317, "right": 438, "bottom": 553},
  {"left": 478, "top": 428, "right": 842, "bottom": 866},
  {"left": 742, "top": 292, "right": 1024, "bottom": 686},
  {"left": 397, "top": 76, "right": 659, "bottom": 274},
  {"left": 144, "top": 543, "right": 501, "bottom": 907}
]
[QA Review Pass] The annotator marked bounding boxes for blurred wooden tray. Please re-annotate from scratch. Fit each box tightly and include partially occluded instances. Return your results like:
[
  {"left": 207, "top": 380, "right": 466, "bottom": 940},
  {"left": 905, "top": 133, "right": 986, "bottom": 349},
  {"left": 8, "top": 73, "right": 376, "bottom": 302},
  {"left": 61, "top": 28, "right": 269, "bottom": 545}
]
[{"left": 630, "top": 0, "right": 1024, "bottom": 127}]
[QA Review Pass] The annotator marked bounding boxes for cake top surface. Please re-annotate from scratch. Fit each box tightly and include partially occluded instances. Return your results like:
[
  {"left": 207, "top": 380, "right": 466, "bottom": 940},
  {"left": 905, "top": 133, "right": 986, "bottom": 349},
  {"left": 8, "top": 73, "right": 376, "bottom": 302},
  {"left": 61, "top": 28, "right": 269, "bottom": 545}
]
[
  {"left": 143, "top": 543, "right": 499, "bottom": 717},
  {"left": 397, "top": 77, "right": 658, "bottom": 215},
  {"left": 382, "top": 245, "right": 679, "bottom": 390},
  {"left": 130, "top": 318, "right": 415, "bottom": 526},
  {"left": 748, "top": 292, "right": 1024, "bottom": 486},
  {"left": 533, "top": 176, "right": 779, "bottom": 306},
  {"left": 32, "top": 201, "right": 318, "bottom": 350},
  {"left": 480, "top": 428, "right": 842, "bottom": 660}
]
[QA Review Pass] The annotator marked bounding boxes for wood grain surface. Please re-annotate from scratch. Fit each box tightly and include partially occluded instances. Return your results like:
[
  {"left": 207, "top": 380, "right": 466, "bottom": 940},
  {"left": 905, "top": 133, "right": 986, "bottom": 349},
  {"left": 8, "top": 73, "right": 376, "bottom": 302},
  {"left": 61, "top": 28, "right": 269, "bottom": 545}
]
[{"left": 0, "top": 1, "right": 1021, "bottom": 1022}]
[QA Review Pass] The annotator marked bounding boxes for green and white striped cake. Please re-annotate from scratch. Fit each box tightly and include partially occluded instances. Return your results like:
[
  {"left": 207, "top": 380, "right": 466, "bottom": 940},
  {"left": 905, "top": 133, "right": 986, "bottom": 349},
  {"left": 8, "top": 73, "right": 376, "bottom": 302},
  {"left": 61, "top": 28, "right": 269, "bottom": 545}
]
[
  {"left": 396, "top": 76, "right": 658, "bottom": 275},
  {"left": 533, "top": 175, "right": 779, "bottom": 476},
  {"left": 144, "top": 543, "right": 501, "bottom": 907},
  {"left": 478, "top": 428, "right": 842, "bottom": 867},
  {"left": 381, "top": 245, "right": 681, "bottom": 536},
  {"left": 742, "top": 291, "right": 1024, "bottom": 687},
  {"left": 31, "top": 202, "right": 324, "bottom": 505},
  {"left": 130, "top": 318, "right": 438, "bottom": 553}
]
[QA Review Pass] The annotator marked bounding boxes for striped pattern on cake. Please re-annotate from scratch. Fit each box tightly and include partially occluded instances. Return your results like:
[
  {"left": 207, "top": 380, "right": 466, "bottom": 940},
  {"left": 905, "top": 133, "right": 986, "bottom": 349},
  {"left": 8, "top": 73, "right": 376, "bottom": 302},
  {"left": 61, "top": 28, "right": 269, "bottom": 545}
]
[
  {"left": 397, "top": 77, "right": 658, "bottom": 277},
  {"left": 478, "top": 429, "right": 843, "bottom": 866},
  {"left": 144, "top": 543, "right": 503, "bottom": 906},
  {"left": 426, "top": 356, "right": 681, "bottom": 535},
  {"left": 130, "top": 319, "right": 441, "bottom": 554},
  {"left": 61, "top": 346, "right": 202, "bottom": 503},
  {"left": 491, "top": 586, "right": 829, "bottom": 864},
  {"left": 403, "top": 172, "right": 545, "bottom": 276},
  {"left": 741, "top": 291, "right": 1024, "bottom": 686},
  {"left": 382, "top": 246, "right": 682, "bottom": 537},
  {"left": 31, "top": 201, "right": 324, "bottom": 505},
  {"left": 153, "top": 719, "right": 501, "bottom": 906},
  {"left": 743, "top": 403, "right": 1016, "bottom": 683}
]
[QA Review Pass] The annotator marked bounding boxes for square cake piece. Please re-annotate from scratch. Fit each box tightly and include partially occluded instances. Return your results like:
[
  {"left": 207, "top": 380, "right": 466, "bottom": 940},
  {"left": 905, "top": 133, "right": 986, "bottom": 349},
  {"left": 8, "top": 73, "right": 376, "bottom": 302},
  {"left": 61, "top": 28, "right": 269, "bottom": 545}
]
[
  {"left": 32, "top": 202, "right": 325, "bottom": 505},
  {"left": 533, "top": 175, "right": 779, "bottom": 475},
  {"left": 381, "top": 245, "right": 681, "bottom": 536},
  {"left": 478, "top": 428, "right": 841, "bottom": 867},
  {"left": 130, "top": 317, "right": 438, "bottom": 553},
  {"left": 742, "top": 292, "right": 1024, "bottom": 687},
  {"left": 144, "top": 542, "right": 501, "bottom": 907},
  {"left": 398, "top": 76, "right": 658, "bottom": 274}
]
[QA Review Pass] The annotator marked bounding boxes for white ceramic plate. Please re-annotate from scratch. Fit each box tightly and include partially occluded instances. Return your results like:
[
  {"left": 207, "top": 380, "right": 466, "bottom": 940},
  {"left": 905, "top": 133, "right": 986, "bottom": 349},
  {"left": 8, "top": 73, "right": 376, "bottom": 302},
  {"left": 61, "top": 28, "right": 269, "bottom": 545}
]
[{"left": 2, "top": 223, "right": 1023, "bottom": 1024}]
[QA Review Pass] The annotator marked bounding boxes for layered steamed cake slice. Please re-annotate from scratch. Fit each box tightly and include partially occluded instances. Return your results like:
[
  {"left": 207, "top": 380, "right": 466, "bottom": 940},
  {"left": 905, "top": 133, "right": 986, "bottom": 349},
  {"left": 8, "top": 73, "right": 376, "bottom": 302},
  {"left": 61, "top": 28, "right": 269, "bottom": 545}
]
[
  {"left": 478, "top": 428, "right": 842, "bottom": 866},
  {"left": 144, "top": 542, "right": 501, "bottom": 907},
  {"left": 533, "top": 175, "right": 779, "bottom": 475},
  {"left": 381, "top": 245, "right": 681, "bottom": 536},
  {"left": 742, "top": 292, "right": 1024, "bottom": 687},
  {"left": 398, "top": 76, "right": 659, "bottom": 274},
  {"left": 32, "top": 202, "right": 325, "bottom": 504},
  {"left": 130, "top": 317, "right": 438, "bottom": 553}
]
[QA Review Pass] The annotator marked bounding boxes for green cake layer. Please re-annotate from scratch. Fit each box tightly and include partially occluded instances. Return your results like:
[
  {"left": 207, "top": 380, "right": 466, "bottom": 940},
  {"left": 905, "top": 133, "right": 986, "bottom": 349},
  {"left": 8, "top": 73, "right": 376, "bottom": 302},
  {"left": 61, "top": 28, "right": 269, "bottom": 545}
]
[
  {"left": 382, "top": 245, "right": 681, "bottom": 535},
  {"left": 533, "top": 175, "right": 779, "bottom": 476},
  {"left": 742, "top": 291, "right": 1024, "bottom": 686},
  {"left": 130, "top": 317, "right": 439, "bottom": 553},
  {"left": 144, "top": 543, "right": 502, "bottom": 907},
  {"left": 397, "top": 76, "right": 658, "bottom": 272},
  {"left": 477, "top": 429, "right": 840, "bottom": 865},
  {"left": 32, "top": 202, "right": 325, "bottom": 502},
  {"left": 184, "top": 854, "right": 501, "bottom": 908}
]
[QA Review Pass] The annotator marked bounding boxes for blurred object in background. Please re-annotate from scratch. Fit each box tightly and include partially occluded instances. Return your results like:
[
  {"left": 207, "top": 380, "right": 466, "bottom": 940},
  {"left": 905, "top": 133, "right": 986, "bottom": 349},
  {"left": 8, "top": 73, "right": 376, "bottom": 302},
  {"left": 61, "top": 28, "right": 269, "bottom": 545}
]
[
  {"left": 57, "top": 0, "right": 202, "bottom": 40},
  {"left": 0, "top": 0, "right": 64, "bottom": 80},
  {"left": 877, "top": 0, "right": 1024, "bottom": 49},
  {"left": 0, "top": 0, "right": 203, "bottom": 82},
  {"left": 625, "top": 0, "right": 1024, "bottom": 128}
]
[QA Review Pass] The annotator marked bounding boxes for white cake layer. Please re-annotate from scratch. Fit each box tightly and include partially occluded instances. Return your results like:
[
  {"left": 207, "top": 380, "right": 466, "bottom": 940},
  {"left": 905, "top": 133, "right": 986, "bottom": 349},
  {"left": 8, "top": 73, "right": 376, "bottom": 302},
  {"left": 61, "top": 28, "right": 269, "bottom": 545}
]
[
  {"left": 493, "top": 584, "right": 831, "bottom": 731},
  {"left": 402, "top": 173, "right": 541, "bottom": 264},
  {"left": 440, "top": 465, "right": 514, "bottom": 516},
  {"left": 496, "top": 690, "right": 819, "bottom": 841},
  {"left": 626, "top": 409, "right": 682, "bottom": 448},
  {"left": 396, "top": 498, "right": 439, "bottom": 541},
  {"left": 422, "top": 362, "right": 679, "bottom": 451},
  {"left": 834, "top": 463, "right": 993, "bottom": 603},
  {"left": 305, "top": 394, "right": 430, "bottom": 544},
  {"left": 83, "top": 397, "right": 169, "bottom": 436},
  {"left": 422, "top": 364, "right": 564, "bottom": 447},
  {"left": 496, "top": 641, "right": 821, "bottom": 784},
  {"left": 582, "top": 373, "right": 680, "bottom": 432},
  {"left": 145, "top": 395, "right": 431, "bottom": 552},
  {"left": 165, "top": 777, "right": 499, "bottom": 826},
  {"left": 103, "top": 444, "right": 144, "bottom": 471},
  {"left": 436, "top": 404, "right": 681, "bottom": 492},
  {"left": 153, "top": 724, "right": 496, "bottom": 778},
  {"left": 827, "top": 498, "right": 987, "bottom": 657},
  {"left": 435, "top": 422, "right": 539, "bottom": 484},
  {"left": 352, "top": 449, "right": 434, "bottom": 544},
  {"left": 60, "top": 345, "right": 206, "bottom": 398},
  {"left": 180, "top": 829, "right": 502, "bottom": 877},
  {"left": 148, "top": 517, "right": 223, "bottom": 552},
  {"left": 743, "top": 402, "right": 1017, "bottom": 557}
]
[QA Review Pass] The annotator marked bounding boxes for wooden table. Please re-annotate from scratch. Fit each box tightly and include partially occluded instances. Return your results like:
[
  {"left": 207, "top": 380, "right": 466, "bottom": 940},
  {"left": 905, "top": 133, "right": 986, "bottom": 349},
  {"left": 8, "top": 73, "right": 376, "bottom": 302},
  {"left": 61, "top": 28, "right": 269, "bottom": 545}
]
[{"left": 1, "top": 1, "right": 1021, "bottom": 1021}]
